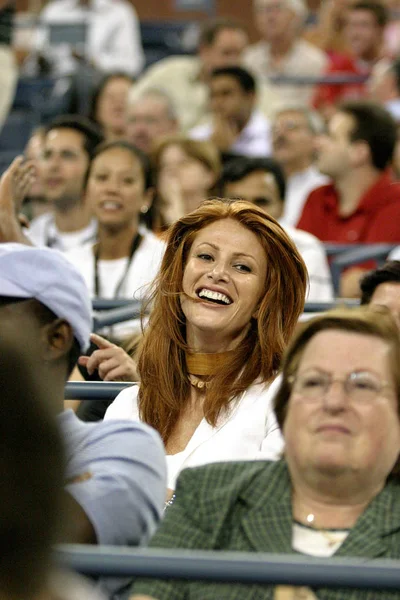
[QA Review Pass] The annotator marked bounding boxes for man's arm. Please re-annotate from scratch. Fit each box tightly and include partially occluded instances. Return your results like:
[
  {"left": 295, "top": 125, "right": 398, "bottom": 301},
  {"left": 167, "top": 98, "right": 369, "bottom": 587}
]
[
  {"left": 0, "top": 156, "right": 35, "bottom": 244},
  {"left": 339, "top": 267, "right": 367, "bottom": 298},
  {"left": 130, "top": 466, "right": 212, "bottom": 600},
  {"left": 62, "top": 418, "right": 167, "bottom": 547},
  {"left": 62, "top": 489, "right": 97, "bottom": 544}
]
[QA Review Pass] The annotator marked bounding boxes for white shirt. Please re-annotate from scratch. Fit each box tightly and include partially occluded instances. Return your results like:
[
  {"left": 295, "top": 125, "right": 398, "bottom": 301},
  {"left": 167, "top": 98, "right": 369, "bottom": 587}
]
[
  {"left": 27, "top": 212, "right": 97, "bottom": 252},
  {"left": 389, "top": 246, "right": 400, "bottom": 260},
  {"left": 36, "top": 0, "right": 144, "bottom": 77},
  {"left": 243, "top": 39, "right": 328, "bottom": 106},
  {"left": 189, "top": 109, "right": 272, "bottom": 158},
  {"left": 104, "top": 377, "right": 284, "bottom": 490},
  {"left": 65, "top": 229, "right": 165, "bottom": 338},
  {"left": 292, "top": 522, "right": 348, "bottom": 557},
  {"left": 282, "top": 166, "right": 330, "bottom": 228},
  {"left": 283, "top": 224, "right": 334, "bottom": 302},
  {"left": 386, "top": 99, "right": 400, "bottom": 122}
]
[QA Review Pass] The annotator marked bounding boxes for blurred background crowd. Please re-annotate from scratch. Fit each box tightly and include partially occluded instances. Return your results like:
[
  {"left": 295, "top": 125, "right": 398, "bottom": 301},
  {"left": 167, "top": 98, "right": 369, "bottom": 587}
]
[
  {"left": 2, "top": 0, "right": 400, "bottom": 300},
  {"left": 3, "top": 1, "right": 400, "bottom": 599}
]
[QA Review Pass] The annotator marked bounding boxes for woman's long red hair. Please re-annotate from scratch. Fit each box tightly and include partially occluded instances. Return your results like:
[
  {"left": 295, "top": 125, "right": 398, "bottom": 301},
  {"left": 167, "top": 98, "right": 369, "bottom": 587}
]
[{"left": 138, "top": 199, "right": 308, "bottom": 443}]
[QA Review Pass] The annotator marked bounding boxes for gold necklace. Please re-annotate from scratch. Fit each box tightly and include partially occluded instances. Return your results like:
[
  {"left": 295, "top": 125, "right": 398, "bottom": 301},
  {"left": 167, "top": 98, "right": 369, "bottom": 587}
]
[
  {"left": 305, "top": 513, "right": 348, "bottom": 548},
  {"left": 188, "top": 374, "right": 208, "bottom": 390}
]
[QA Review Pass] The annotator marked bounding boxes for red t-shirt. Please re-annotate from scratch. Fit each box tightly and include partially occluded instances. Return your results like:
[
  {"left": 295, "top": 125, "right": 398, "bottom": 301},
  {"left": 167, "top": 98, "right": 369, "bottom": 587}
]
[
  {"left": 313, "top": 54, "right": 368, "bottom": 110},
  {"left": 297, "top": 172, "right": 400, "bottom": 244}
]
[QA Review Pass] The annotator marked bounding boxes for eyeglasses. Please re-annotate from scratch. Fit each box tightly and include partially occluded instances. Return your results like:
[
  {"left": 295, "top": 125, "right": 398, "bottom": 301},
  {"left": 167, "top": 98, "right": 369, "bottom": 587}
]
[{"left": 288, "top": 371, "right": 395, "bottom": 403}]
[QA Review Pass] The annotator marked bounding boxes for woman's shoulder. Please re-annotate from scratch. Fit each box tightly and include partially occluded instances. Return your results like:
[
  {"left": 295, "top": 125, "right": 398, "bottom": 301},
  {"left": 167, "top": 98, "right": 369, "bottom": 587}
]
[
  {"left": 175, "top": 459, "right": 288, "bottom": 508},
  {"left": 104, "top": 384, "right": 140, "bottom": 421},
  {"left": 140, "top": 228, "right": 166, "bottom": 252},
  {"left": 64, "top": 242, "right": 95, "bottom": 264},
  {"left": 242, "top": 375, "right": 282, "bottom": 402}
]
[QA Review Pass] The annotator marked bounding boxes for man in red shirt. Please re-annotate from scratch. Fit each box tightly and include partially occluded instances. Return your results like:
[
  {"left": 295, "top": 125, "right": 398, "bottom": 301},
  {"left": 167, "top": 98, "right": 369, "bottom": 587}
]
[
  {"left": 313, "top": 1, "right": 389, "bottom": 118},
  {"left": 298, "top": 100, "right": 400, "bottom": 297}
]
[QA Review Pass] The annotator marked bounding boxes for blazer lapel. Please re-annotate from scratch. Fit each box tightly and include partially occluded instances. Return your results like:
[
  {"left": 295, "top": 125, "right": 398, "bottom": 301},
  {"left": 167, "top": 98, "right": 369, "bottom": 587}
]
[
  {"left": 335, "top": 478, "right": 400, "bottom": 559},
  {"left": 240, "top": 461, "right": 294, "bottom": 554}
]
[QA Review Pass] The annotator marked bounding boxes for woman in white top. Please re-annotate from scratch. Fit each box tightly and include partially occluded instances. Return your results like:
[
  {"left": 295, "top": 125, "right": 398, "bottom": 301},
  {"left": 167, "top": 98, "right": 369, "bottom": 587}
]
[
  {"left": 66, "top": 140, "right": 165, "bottom": 342},
  {"left": 104, "top": 198, "right": 308, "bottom": 496}
]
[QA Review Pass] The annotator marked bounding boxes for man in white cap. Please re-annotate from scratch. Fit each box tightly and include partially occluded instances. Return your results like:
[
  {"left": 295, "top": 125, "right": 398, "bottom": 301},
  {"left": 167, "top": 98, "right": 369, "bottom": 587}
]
[{"left": 0, "top": 243, "right": 167, "bottom": 598}]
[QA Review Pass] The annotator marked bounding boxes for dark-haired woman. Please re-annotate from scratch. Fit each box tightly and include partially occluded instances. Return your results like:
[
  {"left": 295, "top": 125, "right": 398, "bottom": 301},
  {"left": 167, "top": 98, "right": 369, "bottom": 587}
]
[{"left": 66, "top": 140, "right": 164, "bottom": 344}]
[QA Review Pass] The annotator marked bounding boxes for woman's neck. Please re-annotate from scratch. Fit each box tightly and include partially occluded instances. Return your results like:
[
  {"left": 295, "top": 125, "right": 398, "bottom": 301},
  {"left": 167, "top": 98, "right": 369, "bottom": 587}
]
[
  {"left": 96, "top": 222, "right": 139, "bottom": 260},
  {"left": 186, "top": 329, "right": 246, "bottom": 354},
  {"left": 292, "top": 474, "right": 383, "bottom": 529},
  {"left": 183, "top": 191, "right": 207, "bottom": 215},
  {"left": 54, "top": 203, "right": 92, "bottom": 233}
]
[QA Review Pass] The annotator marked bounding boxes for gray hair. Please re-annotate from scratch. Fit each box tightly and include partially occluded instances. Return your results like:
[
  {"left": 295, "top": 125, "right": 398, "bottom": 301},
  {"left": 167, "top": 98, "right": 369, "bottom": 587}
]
[
  {"left": 273, "top": 103, "right": 325, "bottom": 134},
  {"left": 128, "top": 87, "right": 178, "bottom": 122}
]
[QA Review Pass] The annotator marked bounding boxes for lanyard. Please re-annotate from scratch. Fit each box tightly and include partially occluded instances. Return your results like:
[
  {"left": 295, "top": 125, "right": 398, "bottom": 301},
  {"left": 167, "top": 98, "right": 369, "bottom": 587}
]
[{"left": 93, "top": 231, "right": 143, "bottom": 298}]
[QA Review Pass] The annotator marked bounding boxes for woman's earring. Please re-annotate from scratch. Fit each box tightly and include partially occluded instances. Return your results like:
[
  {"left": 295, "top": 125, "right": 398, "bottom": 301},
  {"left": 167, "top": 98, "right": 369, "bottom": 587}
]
[{"left": 140, "top": 205, "right": 149, "bottom": 214}]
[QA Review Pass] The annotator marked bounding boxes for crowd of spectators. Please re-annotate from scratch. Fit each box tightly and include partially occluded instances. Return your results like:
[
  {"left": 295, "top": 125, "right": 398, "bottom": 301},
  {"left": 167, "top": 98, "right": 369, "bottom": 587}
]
[{"left": 3, "top": 0, "right": 400, "bottom": 598}]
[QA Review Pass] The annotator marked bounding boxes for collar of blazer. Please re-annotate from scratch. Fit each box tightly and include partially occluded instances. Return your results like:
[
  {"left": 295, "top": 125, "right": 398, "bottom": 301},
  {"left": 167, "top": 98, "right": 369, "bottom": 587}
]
[{"left": 239, "top": 461, "right": 400, "bottom": 559}]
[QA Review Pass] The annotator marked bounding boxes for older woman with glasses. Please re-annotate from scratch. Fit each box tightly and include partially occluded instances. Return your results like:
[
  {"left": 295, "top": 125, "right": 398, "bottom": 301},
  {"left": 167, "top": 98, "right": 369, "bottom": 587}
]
[{"left": 131, "top": 306, "right": 400, "bottom": 600}]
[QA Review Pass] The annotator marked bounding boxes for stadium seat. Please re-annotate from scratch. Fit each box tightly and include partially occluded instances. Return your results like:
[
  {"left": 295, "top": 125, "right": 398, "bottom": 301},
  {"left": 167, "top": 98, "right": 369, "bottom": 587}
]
[{"left": 140, "top": 20, "right": 197, "bottom": 68}]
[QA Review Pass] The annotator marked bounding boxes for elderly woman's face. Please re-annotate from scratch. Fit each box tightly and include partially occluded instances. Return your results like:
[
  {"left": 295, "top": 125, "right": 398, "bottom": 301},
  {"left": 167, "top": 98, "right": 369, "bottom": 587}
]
[
  {"left": 181, "top": 218, "right": 267, "bottom": 351},
  {"left": 283, "top": 330, "right": 400, "bottom": 484}
]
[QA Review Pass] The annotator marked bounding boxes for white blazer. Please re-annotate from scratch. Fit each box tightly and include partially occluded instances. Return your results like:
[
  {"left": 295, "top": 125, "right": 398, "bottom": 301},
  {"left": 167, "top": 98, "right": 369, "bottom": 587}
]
[{"left": 104, "top": 377, "right": 283, "bottom": 490}]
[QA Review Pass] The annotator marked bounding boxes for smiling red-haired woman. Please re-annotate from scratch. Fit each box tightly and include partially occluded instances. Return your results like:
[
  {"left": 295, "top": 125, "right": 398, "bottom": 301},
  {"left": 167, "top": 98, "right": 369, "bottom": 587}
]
[{"left": 105, "top": 198, "right": 308, "bottom": 498}]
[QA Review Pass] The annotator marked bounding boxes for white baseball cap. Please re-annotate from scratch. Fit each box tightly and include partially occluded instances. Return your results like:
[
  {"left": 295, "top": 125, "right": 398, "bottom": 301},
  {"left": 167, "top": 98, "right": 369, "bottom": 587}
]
[{"left": 0, "top": 243, "right": 92, "bottom": 352}]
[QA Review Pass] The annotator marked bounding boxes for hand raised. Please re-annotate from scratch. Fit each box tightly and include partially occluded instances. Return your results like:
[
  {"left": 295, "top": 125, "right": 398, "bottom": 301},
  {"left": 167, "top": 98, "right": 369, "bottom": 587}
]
[
  {"left": 211, "top": 114, "right": 239, "bottom": 152},
  {"left": 0, "top": 156, "right": 36, "bottom": 215},
  {"left": 78, "top": 333, "right": 139, "bottom": 382},
  {"left": 0, "top": 156, "right": 36, "bottom": 243}
]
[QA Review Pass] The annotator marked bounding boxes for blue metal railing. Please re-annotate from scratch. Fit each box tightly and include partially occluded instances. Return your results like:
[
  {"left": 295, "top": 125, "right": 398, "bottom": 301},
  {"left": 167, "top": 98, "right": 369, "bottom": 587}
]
[
  {"left": 330, "top": 244, "right": 396, "bottom": 294},
  {"left": 56, "top": 545, "right": 400, "bottom": 590},
  {"left": 93, "top": 305, "right": 143, "bottom": 331},
  {"left": 65, "top": 381, "right": 132, "bottom": 399},
  {"left": 92, "top": 299, "right": 141, "bottom": 311},
  {"left": 303, "top": 300, "right": 359, "bottom": 312}
]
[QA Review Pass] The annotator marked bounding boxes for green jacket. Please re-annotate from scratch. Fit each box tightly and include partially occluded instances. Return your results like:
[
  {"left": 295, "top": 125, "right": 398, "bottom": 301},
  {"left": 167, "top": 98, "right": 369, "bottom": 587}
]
[{"left": 132, "top": 460, "right": 400, "bottom": 600}]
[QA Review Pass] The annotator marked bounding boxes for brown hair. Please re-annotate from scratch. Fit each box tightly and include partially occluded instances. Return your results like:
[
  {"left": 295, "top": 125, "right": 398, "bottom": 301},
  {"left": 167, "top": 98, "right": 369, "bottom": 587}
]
[
  {"left": 198, "top": 17, "right": 248, "bottom": 48},
  {"left": 151, "top": 135, "right": 222, "bottom": 231},
  {"left": 273, "top": 306, "right": 400, "bottom": 476},
  {"left": 152, "top": 135, "right": 221, "bottom": 180},
  {"left": 349, "top": 1, "right": 389, "bottom": 28},
  {"left": 137, "top": 198, "right": 308, "bottom": 442}
]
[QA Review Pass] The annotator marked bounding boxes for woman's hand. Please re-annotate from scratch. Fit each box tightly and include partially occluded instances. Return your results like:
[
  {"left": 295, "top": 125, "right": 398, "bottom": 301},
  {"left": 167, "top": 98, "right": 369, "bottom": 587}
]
[
  {"left": 0, "top": 156, "right": 36, "bottom": 243},
  {"left": 78, "top": 333, "right": 138, "bottom": 382},
  {"left": 158, "top": 170, "right": 185, "bottom": 226}
]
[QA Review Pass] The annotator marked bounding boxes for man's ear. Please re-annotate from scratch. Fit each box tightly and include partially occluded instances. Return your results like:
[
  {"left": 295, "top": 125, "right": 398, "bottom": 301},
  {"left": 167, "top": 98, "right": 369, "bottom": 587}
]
[
  {"left": 350, "top": 140, "right": 370, "bottom": 168},
  {"left": 42, "top": 319, "right": 74, "bottom": 363}
]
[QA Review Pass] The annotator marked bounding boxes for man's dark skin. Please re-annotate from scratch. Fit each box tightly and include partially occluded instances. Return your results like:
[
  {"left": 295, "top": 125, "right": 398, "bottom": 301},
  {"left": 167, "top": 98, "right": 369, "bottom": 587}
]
[{"left": 0, "top": 296, "right": 97, "bottom": 543}]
